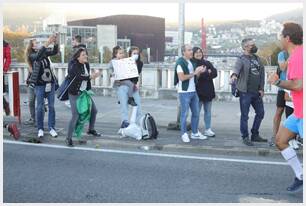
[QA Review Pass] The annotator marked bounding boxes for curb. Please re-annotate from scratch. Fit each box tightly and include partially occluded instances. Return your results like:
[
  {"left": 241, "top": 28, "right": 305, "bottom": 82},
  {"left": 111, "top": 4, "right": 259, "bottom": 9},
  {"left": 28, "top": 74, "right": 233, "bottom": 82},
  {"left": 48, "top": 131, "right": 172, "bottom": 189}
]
[{"left": 5, "top": 133, "right": 303, "bottom": 159}]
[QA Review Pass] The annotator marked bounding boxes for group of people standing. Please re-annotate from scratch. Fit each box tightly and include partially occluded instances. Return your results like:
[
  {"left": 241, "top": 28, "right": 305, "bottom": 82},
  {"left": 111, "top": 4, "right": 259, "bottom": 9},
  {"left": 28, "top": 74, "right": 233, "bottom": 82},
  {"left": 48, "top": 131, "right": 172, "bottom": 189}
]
[
  {"left": 5, "top": 20, "right": 302, "bottom": 193},
  {"left": 23, "top": 34, "right": 144, "bottom": 147},
  {"left": 174, "top": 45, "right": 217, "bottom": 142},
  {"left": 175, "top": 22, "right": 303, "bottom": 193}
]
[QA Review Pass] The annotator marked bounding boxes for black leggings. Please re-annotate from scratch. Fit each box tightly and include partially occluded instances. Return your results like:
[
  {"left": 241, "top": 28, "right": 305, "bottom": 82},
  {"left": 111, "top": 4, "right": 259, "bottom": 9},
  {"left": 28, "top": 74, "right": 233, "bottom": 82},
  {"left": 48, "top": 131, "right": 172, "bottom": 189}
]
[{"left": 285, "top": 106, "right": 294, "bottom": 118}]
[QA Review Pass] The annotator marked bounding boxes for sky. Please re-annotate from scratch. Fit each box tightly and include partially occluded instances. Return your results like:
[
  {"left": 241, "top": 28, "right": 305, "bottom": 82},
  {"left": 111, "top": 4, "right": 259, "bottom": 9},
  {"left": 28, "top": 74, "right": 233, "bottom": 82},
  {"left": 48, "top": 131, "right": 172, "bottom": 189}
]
[{"left": 3, "top": 2, "right": 303, "bottom": 23}]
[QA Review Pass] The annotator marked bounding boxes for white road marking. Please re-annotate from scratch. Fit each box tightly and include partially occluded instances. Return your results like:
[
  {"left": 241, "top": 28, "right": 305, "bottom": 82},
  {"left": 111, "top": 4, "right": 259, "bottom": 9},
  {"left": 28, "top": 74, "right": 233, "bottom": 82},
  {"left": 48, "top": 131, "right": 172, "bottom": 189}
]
[{"left": 4, "top": 140, "right": 290, "bottom": 166}]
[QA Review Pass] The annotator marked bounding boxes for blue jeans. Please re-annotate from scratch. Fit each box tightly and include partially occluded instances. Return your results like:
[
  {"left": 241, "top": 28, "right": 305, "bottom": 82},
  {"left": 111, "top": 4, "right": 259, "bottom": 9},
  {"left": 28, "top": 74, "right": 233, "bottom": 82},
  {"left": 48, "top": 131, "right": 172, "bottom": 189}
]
[
  {"left": 35, "top": 83, "right": 56, "bottom": 131},
  {"left": 179, "top": 92, "right": 200, "bottom": 135},
  {"left": 199, "top": 100, "right": 212, "bottom": 130},
  {"left": 117, "top": 85, "right": 142, "bottom": 123},
  {"left": 239, "top": 92, "right": 265, "bottom": 138}
]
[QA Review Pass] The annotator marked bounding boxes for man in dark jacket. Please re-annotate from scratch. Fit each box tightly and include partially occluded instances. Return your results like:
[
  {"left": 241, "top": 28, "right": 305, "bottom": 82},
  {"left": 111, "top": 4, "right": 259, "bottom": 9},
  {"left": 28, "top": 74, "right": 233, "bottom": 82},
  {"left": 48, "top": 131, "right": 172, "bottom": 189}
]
[{"left": 231, "top": 38, "right": 267, "bottom": 146}]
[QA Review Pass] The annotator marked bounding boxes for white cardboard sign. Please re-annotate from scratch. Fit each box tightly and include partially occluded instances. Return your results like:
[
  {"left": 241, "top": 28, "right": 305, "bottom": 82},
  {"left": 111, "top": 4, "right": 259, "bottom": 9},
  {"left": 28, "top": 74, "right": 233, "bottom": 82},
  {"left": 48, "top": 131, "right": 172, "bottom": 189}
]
[{"left": 112, "top": 57, "right": 139, "bottom": 80}]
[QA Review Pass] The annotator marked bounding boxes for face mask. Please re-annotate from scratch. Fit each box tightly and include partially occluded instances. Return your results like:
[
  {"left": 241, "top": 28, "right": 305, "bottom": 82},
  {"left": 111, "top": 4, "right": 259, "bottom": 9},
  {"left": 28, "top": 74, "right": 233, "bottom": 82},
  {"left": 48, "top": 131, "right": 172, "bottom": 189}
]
[
  {"left": 35, "top": 44, "right": 43, "bottom": 50},
  {"left": 132, "top": 54, "right": 139, "bottom": 61},
  {"left": 250, "top": 46, "right": 258, "bottom": 54}
]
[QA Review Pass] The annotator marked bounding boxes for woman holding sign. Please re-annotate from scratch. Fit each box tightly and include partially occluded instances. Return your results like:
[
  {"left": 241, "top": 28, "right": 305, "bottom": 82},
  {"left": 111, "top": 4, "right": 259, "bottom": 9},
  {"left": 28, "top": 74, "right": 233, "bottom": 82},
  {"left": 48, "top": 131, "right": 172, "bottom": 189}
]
[{"left": 109, "top": 46, "right": 142, "bottom": 129}]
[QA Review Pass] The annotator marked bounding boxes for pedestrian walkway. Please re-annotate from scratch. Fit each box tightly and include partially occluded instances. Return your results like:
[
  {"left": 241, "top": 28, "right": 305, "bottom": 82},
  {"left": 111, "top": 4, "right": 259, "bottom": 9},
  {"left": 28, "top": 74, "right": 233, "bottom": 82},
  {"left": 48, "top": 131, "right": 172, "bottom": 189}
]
[{"left": 3, "top": 94, "right": 303, "bottom": 158}]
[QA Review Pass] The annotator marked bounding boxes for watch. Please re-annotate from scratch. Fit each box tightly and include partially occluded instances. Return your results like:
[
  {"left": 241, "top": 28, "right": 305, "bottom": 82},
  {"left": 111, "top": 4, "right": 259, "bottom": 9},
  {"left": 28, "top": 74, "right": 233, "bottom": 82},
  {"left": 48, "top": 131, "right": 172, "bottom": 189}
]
[{"left": 275, "top": 79, "right": 281, "bottom": 86}]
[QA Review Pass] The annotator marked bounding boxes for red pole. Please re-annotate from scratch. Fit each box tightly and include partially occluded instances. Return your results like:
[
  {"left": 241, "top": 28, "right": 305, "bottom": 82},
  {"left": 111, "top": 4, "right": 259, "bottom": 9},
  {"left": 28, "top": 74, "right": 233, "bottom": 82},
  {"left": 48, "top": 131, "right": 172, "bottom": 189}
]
[
  {"left": 7, "top": 71, "right": 21, "bottom": 124},
  {"left": 12, "top": 72, "right": 21, "bottom": 124}
]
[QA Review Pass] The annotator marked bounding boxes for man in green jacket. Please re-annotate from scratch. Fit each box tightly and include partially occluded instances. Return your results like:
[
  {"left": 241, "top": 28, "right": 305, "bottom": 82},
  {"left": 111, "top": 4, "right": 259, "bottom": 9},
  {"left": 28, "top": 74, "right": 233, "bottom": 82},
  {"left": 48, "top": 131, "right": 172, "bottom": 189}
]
[{"left": 174, "top": 44, "right": 207, "bottom": 143}]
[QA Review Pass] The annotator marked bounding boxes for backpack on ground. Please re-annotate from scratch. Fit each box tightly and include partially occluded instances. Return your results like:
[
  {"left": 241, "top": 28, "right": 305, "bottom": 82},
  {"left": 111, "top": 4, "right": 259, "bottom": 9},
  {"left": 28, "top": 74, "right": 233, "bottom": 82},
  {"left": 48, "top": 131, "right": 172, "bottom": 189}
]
[{"left": 139, "top": 113, "right": 158, "bottom": 139}]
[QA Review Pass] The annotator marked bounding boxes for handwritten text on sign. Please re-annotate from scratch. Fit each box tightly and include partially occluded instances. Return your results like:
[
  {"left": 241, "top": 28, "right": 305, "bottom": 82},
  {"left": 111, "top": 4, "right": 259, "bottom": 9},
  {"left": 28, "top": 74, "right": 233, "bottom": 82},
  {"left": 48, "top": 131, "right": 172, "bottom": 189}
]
[{"left": 112, "top": 57, "right": 139, "bottom": 80}]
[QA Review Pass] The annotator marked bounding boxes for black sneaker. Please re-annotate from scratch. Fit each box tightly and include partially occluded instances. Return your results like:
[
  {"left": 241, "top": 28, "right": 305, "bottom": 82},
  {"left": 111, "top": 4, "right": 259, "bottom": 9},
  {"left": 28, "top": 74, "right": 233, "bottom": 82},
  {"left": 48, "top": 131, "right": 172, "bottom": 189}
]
[
  {"left": 128, "top": 97, "right": 137, "bottom": 106},
  {"left": 287, "top": 177, "right": 303, "bottom": 193},
  {"left": 251, "top": 134, "right": 268, "bottom": 142},
  {"left": 65, "top": 138, "right": 74, "bottom": 147},
  {"left": 78, "top": 139, "right": 87, "bottom": 145},
  {"left": 243, "top": 138, "right": 254, "bottom": 146},
  {"left": 87, "top": 129, "right": 102, "bottom": 137}
]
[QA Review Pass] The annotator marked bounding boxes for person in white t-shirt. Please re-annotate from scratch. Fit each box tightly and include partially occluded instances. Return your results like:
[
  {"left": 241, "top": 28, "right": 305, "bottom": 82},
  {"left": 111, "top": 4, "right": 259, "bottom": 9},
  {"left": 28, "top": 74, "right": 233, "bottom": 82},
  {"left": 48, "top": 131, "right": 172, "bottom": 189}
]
[{"left": 174, "top": 44, "right": 207, "bottom": 143}]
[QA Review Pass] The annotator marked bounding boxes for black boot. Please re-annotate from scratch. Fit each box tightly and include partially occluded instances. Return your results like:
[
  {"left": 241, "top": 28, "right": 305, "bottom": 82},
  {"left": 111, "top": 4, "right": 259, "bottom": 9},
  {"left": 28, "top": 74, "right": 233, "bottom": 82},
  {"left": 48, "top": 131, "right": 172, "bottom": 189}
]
[
  {"left": 65, "top": 138, "right": 74, "bottom": 147},
  {"left": 251, "top": 134, "right": 267, "bottom": 142},
  {"left": 87, "top": 129, "right": 102, "bottom": 137},
  {"left": 128, "top": 97, "right": 137, "bottom": 106},
  {"left": 243, "top": 137, "right": 254, "bottom": 146}
]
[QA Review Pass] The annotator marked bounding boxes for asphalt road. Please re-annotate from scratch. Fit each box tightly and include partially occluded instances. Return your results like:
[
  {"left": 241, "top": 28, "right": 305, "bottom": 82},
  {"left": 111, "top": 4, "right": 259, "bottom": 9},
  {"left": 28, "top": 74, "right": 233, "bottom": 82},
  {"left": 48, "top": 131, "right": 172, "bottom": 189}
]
[{"left": 3, "top": 142, "right": 303, "bottom": 203}]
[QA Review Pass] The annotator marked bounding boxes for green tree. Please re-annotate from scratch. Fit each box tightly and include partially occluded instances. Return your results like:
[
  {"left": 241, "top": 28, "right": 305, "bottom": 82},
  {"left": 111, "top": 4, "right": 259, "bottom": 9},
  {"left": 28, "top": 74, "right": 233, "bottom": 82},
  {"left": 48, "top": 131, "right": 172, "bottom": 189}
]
[
  {"left": 258, "top": 41, "right": 282, "bottom": 66},
  {"left": 103, "top": 47, "right": 112, "bottom": 63},
  {"left": 4, "top": 27, "right": 31, "bottom": 63}
]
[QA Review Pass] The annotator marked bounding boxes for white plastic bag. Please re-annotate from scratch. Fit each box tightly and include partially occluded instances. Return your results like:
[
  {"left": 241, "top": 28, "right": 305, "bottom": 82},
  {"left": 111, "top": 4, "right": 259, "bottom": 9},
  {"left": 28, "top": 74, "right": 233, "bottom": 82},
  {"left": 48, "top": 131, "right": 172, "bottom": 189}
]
[
  {"left": 119, "top": 106, "right": 142, "bottom": 140},
  {"left": 120, "top": 123, "right": 142, "bottom": 140}
]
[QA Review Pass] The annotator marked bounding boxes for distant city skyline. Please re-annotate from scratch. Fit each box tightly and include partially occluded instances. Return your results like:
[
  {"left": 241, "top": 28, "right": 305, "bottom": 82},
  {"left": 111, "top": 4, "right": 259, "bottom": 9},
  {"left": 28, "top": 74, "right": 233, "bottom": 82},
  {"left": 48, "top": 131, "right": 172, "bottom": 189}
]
[{"left": 3, "top": 2, "right": 303, "bottom": 25}]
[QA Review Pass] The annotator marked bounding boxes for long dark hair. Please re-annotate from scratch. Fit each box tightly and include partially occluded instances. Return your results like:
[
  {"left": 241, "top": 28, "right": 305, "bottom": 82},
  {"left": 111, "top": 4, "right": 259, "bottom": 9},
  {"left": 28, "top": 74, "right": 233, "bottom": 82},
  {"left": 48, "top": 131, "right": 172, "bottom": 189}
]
[
  {"left": 112, "top": 46, "right": 123, "bottom": 59},
  {"left": 192, "top": 47, "right": 204, "bottom": 60},
  {"left": 72, "top": 48, "right": 87, "bottom": 62}
]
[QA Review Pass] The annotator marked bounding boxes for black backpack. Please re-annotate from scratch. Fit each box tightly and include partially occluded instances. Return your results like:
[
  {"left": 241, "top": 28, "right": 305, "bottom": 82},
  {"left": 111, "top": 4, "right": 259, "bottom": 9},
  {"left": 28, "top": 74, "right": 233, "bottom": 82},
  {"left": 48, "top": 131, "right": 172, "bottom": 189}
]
[{"left": 140, "top": 113, "right": 158, "bottom": 139}]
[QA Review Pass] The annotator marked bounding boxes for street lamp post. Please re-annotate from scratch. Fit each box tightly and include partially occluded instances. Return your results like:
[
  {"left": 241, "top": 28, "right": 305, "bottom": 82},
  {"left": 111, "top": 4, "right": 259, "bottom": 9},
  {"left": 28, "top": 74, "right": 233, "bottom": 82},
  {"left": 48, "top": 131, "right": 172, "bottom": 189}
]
[
  {"left": 167, "top": 0, "right": 191, "bottom": 131},
  {"left": 60, "top": 44, "right": 65, "bottom": 64},
  {"left": 178, "top": 0, "right": 185, "bottom": 57},
  {"left": 99, "top": 46, "right": 104, "bottom": 64}
]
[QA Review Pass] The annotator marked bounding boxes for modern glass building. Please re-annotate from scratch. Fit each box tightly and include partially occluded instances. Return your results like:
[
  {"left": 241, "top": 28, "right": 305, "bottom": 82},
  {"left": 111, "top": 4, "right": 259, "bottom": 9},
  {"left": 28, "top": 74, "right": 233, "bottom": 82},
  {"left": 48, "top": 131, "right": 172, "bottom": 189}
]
[{"left": 66, "top": 26, "right": 97, "bottom": 50}]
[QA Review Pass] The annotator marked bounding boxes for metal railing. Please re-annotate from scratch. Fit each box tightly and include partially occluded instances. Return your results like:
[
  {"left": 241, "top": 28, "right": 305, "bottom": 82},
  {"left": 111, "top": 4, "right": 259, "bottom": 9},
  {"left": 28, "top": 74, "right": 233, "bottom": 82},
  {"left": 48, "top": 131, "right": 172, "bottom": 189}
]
[{"left": 10, "top": 62, "right": 278, "bottom": 95}]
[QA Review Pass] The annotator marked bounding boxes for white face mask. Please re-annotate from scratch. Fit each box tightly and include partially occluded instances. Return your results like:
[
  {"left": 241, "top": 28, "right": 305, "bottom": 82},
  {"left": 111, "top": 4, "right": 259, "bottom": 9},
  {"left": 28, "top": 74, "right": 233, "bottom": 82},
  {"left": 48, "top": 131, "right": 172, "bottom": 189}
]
[
  {"left": 35, "top": 44, "right": 43, "bottom": 50},
  {"left": 132, "top": 54, "right": 139, "bottom": 61}
]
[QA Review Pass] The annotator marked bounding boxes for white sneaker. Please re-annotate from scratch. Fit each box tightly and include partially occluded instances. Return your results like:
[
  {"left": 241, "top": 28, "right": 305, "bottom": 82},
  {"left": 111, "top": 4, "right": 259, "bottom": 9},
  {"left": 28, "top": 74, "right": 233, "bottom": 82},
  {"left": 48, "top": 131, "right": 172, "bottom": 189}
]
[
  {"left": 38, "top": 129, "right": 44, "bottom": 138},
  {"left": 204, "top": 128, "right": 215, "bottom": 137},
  {"left": 49, "top": 128, "right": 58, "bottom": 137},
  {"left": 289, "top": 139, "right": 299, "bottom": 150},
  {"left": 181, "top": 133, "right": 190, "bottom": 143},
  {"left": 191, "top": 131, "right": 208, "bottom": 140}
]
